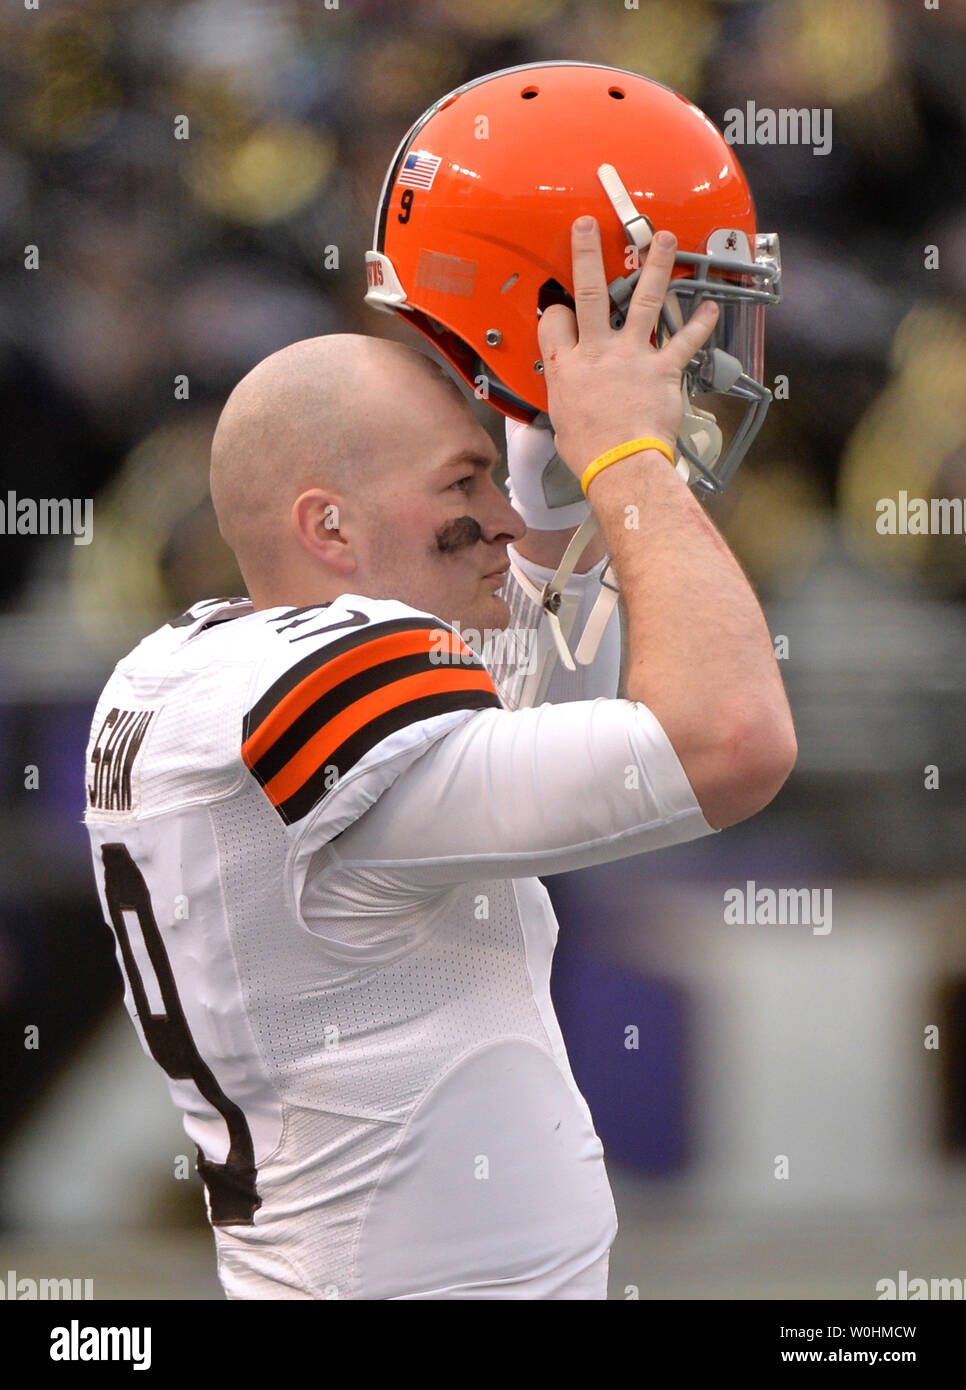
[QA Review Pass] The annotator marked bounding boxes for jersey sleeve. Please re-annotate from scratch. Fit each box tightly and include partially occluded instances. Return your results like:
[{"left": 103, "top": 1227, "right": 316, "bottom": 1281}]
[
  {"left": 241, "top": 603, "right": 502, "bottom": 845},
  {"left": 323, "top": 694, "right": 717, "bottom": 888},
  {"left": 487, "top": 546, "right": 622, "bottom": 710}
]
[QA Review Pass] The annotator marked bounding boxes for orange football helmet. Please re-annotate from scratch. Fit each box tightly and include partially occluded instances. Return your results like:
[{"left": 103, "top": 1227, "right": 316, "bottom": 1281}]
[{"left": 365, "top": 61, "right": 781, "bottom": 494}]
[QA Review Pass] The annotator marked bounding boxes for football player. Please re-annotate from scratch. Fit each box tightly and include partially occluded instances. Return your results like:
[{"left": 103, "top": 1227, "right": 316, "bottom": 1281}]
[{"left": 84, "top": 64, "right": 795, "bottom": 1300}]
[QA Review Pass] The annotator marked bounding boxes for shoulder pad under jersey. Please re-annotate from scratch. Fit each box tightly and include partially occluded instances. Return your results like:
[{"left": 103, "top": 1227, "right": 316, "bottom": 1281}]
[{"left": 240, "top": 596, "right": 502, "bottom": 835}]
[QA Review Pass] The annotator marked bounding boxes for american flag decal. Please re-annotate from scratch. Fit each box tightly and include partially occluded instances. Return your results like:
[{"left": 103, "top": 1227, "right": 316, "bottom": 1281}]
[{"left": 398, "top": 150, "right": 442, "bottom": 191}]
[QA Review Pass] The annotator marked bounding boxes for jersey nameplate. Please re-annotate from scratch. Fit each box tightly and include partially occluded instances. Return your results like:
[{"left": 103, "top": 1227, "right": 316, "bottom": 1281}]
[{"left": 87, "top": 706, "right": 158, "bottom": 815}]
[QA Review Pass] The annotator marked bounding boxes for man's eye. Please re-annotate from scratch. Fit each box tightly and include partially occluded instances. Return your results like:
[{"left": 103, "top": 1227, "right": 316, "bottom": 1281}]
[{"left": 451, "top": 476, "right": 473, "bottom": 491}]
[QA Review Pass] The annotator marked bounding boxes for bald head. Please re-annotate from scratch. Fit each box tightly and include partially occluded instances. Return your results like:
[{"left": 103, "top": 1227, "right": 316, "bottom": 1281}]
[{"left": 209, "top": 333, "right": 470, "bottom": 593}]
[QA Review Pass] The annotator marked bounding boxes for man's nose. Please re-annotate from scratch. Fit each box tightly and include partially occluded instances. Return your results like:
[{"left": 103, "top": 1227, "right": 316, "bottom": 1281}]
[{"left": 481, "top": 481, "right": 527, "bottom": 543}]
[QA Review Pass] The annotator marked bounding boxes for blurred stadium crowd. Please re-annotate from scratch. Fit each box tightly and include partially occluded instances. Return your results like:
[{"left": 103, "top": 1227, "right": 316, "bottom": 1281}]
[
  {"left": 2, "top": 0, "right": 966, "bottom": 1268},
  {"left": 0, "top": 0, "right": 964, "bottom": 616}
]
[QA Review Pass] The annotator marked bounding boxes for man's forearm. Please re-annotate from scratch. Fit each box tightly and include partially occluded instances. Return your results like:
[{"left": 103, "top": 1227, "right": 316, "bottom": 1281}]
[
  {"left": 585, "top": 447, "right": 795, "bottom": 827},
  {"left": 532, "top": 216, "right": 796, "bottom": 827}
]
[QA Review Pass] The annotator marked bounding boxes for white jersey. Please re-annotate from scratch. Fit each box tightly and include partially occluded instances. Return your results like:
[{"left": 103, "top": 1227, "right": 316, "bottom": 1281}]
[{"left": 83, "top": 550, "right": 716, "bottom": 1300}]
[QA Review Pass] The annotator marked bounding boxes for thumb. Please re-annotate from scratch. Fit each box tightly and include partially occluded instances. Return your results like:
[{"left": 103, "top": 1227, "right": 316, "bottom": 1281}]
[{"left": 537, "top": 302, "right": 577, "bottom": 363}]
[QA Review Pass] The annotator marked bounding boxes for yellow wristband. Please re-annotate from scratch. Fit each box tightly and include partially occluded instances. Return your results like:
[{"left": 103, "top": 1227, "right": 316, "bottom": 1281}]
[{"left": 581, "top": 437, "right": 676, "bottom": 495}]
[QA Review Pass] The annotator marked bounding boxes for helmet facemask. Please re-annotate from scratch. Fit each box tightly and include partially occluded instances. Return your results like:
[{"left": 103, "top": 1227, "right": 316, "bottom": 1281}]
[{"left": 609, "top": 229, "right": 782, "bottom": 496}]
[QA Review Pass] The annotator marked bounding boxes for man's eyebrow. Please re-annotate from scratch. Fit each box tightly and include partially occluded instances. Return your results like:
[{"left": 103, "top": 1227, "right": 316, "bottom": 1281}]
[{"left": 438, "top": 450, "right": 500, "bottom": 471}]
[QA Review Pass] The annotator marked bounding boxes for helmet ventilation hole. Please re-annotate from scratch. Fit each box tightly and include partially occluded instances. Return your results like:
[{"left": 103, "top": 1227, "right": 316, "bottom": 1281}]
[
  {"left": 500, "top": 273, "right": 519, "bottom": 293},
  {"left": 521, "top": 87, "right": 539, "bottom": 99},
  {"left": 608, "top": 87, "right": 626, "bottom": 99}
]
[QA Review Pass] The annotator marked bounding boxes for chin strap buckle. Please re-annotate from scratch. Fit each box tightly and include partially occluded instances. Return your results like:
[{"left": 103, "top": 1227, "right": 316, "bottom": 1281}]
[{"left": 510, "top": 513, "right": 620, "bottom": 673}]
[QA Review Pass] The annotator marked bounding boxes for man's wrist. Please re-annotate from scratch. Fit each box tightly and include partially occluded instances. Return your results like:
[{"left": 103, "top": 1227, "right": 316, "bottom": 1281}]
[{"left": 580, "top": 439, "right": 678, "bottom": 495}]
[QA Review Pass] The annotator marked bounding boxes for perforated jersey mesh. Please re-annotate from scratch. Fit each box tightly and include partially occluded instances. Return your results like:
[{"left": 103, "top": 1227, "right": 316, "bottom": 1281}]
[
  {"left": 210, "top": 789, "right": 572, "bottom": 1298},
  {"left": 214, "top": 781, "right": 552, "bottom": 1119}
]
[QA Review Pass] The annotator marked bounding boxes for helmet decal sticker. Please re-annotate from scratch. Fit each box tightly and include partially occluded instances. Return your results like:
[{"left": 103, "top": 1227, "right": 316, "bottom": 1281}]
[
  {"left": 397, "top": 150, "right": 442, "bottom": 191},
  {"left": 414, "top": 251, "right": 478, "bottom": 298}
]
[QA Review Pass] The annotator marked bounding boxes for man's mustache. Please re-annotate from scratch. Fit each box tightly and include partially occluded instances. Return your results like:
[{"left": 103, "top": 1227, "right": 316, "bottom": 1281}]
[{"left": 434, "top": 515, "right": 484, "bottom": 554}]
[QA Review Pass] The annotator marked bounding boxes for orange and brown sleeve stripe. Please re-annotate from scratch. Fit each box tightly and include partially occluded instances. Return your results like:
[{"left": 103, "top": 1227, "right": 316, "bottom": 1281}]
[{"left": 242, "top": 617, "right": 500, "bottom": 823}]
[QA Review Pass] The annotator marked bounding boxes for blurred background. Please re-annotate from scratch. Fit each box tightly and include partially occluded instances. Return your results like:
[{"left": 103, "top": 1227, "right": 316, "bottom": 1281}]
[{"left": 2, "top": 0, "right": 966, "bottom": 1300}]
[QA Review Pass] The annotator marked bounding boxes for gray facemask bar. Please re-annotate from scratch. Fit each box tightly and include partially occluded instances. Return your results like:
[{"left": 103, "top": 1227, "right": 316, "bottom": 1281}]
[
  {"left": 608, "top": 244, "right": 781, "bottom": 319},
  {"left": 607, "top": 239, "right": 782, "bottom": 495},
  {"left": 678, "top": 369, "right": 772, "bottom": 495}
]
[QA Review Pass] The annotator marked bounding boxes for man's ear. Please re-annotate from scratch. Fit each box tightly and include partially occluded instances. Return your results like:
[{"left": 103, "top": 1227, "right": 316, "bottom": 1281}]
[{"left": 291, "top": 489, "right": 356, "bottom": 576}]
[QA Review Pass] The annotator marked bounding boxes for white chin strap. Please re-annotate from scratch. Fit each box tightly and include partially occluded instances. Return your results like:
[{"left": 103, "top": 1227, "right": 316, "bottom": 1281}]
[{"left": 508, "top": 518, "right": 619, "bottom": 672}]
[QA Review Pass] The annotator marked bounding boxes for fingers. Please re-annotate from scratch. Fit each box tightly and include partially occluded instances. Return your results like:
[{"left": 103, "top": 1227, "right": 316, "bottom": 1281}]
[
  {"left": 662, "top": 297, "right": 719, "bottom": 371},
  {"left": 623, "top": 231, "right": 720, "bottom": 368},
  {"left": 623, "top": 230, "right": 680, "bottom": 339},
  {"left": 537, "top": 215, "right": 719, "bottom": 373},
  {"left": 538, "top": 214, "right": 619, "bottom": 360},
  {"left": 568, "top": 215, "right": 613, "bottom": 348},
  {"left": 536, "top": 300, "right": 577, "bottom": 360}
]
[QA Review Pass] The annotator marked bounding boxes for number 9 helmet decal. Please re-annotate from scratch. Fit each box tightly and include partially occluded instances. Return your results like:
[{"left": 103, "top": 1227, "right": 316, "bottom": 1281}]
[{"left": 365, "top": 62, "right": 782, "bottom": 495}]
